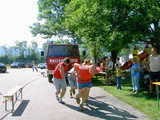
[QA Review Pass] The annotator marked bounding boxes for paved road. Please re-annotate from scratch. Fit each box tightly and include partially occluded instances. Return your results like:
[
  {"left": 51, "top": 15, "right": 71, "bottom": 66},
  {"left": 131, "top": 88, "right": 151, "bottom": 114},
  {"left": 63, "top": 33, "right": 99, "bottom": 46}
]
[{"left": 0, "top": 69, "right": 150, "bottom": 120}]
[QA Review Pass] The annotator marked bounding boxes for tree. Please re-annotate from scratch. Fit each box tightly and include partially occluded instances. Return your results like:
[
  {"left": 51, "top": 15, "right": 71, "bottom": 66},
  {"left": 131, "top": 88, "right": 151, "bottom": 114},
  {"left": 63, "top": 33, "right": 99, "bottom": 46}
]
[
  {"left": 105, "top": 0, "right": 160, "bottom": 52},
  {"left": 14, "top": 41, "right": 28, "bottom": 59}
]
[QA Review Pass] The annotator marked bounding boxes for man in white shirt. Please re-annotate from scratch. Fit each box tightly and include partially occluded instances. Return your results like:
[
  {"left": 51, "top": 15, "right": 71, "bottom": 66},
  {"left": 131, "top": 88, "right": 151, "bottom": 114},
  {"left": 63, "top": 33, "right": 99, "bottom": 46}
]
[
  {"left": 108, "top": 56, "right": 113, "bottom": 70},
  {"left": 147, "top": 48, "right": 160, "bottom": 97}
]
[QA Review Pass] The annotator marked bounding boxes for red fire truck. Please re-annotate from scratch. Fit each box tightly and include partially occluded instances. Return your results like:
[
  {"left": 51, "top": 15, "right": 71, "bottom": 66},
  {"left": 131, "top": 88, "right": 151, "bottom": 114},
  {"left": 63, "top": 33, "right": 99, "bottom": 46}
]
[{"left": 46, "top": 43, "right": 81, "bottom": 83}]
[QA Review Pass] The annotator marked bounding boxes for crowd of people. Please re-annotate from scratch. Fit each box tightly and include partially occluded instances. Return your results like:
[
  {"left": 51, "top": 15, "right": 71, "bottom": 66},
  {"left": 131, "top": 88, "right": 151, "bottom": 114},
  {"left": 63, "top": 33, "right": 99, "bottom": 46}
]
[{"left": 51, "top": 47, "right": 160, "bottom": 111}]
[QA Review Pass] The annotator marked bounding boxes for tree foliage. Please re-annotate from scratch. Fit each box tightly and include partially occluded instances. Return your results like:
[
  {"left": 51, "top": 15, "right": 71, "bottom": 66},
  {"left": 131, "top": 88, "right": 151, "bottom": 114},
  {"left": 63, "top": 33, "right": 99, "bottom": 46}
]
[{"left": 30, "top": 0, "right": 160, "bottom": 63}]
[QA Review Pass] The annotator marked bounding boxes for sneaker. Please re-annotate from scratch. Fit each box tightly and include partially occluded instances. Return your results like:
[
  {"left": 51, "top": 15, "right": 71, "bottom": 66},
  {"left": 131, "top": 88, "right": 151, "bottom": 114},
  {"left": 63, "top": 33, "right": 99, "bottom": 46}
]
[
  {"left": 79, "top": 104, "right": 84, "bottom": 111},
  {"left": 59, "top": 99, "right": 65, "bottom": 104},
  {"left": 135, "top": 91, "right": 138, "bottom": 94},
  {"left": 131, "top": 90, "right": 136, "bottom": 93},
  {"left": 56, "top": 95, "right": 59, "bottom": 100},
  {"left": 76, "top": 97, "right": 80, "bottom": 104}
]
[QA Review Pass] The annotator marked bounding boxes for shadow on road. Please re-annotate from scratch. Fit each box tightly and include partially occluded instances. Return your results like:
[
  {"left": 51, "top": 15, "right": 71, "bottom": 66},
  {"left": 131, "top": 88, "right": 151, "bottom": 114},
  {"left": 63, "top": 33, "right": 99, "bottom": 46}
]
[
  {"left": 12, "top": 100, "right": 30, "bottom": 116},
  {"left": 0, "top": 100, "right": 30, "bottom": 120},
  {"left": 64, "top": 96, "right": 137, "bottom": 120}
]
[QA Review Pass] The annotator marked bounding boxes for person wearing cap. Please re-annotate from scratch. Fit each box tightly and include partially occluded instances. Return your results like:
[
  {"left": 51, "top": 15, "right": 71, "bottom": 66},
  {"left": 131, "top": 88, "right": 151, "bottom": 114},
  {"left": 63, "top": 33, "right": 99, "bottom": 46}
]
[
  {"left": 74, "top": 59, "right": 101, "bottom": 110},
  {"left": 52, "top": 57, "right": 70, "bottom": 104}
]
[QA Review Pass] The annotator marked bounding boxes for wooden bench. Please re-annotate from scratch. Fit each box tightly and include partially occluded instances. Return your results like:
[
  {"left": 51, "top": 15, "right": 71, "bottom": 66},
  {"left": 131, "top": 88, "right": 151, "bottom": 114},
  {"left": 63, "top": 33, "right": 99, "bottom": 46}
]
[{"left": 3, "top": 85, "right": 23, "bottom": 112}]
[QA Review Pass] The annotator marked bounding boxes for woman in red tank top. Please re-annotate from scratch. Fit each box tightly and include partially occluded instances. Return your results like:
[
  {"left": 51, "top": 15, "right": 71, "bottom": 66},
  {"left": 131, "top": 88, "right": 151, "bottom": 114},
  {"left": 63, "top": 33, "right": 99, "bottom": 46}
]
[{"left": 74, "top": 59, "right": 100, "bottom": 110}]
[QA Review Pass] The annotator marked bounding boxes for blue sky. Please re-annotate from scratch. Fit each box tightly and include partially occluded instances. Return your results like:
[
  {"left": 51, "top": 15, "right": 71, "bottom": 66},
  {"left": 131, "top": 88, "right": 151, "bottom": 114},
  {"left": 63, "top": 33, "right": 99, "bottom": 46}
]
[{"left": 0, "top": 0, "right": 48, "bottom": 48}]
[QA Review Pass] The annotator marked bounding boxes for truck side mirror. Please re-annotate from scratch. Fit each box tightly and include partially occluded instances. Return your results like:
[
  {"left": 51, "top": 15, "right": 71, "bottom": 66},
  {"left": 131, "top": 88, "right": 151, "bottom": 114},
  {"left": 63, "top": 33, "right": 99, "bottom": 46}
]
[{"left": 41, "top": 51, "right": 44, "bottom": 56}]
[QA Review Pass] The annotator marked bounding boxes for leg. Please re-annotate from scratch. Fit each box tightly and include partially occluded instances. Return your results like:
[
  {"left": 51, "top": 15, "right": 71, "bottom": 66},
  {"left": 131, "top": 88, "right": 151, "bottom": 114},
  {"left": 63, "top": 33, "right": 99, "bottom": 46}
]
[
  {"left": 155, "top": 79, "right": 159, "bottom": 94},
  {"left": 81, "top": 87, "right": 90, "bottom": 105},
  {"left": 117, "top": 77, "right": 121, "bottom": 90},
  {"left": 149, "top": 80, "right": 153, "bottom": 94},
  {"left": 60, "top": 86, "right": 66, "bottom": 99},
  {"left": 76, "top": 88, "right": 83, "bottom": 103},
  {"left": 132, "top": 76, "right": 136, "bottom": 90},
  {"left": 70, "top": 88, "right": 74, "bottom": 97},
  {"left": 35, "top": 67, "right": 38, "bottom": 72},
  {"left": 79, "top": 87, "right": 90, "bottom": 110}
]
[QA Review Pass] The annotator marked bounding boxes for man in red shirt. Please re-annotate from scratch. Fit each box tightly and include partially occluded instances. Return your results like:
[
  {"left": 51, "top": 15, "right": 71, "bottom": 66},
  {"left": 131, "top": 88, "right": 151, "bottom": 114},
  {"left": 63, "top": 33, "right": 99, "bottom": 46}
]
[
  {"left": 53, "top": 57, "right": 70, "bottom": 104},
  {"left": 74, "top": 61, "right": 101, "bottom": 110}
]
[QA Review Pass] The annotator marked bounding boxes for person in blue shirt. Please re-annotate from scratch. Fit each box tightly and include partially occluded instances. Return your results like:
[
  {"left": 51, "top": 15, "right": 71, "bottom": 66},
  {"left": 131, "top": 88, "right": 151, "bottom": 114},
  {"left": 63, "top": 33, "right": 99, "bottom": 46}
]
[{"left": 131, "top": 58, "right": 141, "bottom": 94}]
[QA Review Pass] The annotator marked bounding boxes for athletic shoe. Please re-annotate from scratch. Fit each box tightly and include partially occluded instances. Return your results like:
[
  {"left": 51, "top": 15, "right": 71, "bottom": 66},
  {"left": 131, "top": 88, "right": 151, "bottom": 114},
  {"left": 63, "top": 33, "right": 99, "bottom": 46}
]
[
  {"left": 56, "top": 95, "right": 59, "bottom": 100},
  {"left": 130, "top": 90, "right": 136, "bottom": 93},
  {"left": 59, "top": 99, "right": 65, "bottom": 104},
  {"left": 76, "top": 97, "right": 80, "bottom": 104},
  {"left": 79, "top": 104, "right": 83, "bottom": 111},
  {"left": 135, "top": 91, "right": 138, "bottom": 94}
]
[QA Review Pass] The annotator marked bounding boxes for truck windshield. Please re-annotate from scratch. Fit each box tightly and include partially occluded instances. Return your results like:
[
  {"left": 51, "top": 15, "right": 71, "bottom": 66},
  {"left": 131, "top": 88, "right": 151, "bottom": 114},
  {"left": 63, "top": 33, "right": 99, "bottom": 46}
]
[{"left": 48, "top": 45, "right": 79, "bottom": 57}]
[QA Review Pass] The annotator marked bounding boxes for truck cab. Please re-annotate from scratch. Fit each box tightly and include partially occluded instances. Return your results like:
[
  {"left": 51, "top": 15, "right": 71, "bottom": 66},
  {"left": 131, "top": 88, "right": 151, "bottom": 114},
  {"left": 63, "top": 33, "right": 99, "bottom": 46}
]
[{"left": 46, "top": 43, "right": 80, "bottom": 83}]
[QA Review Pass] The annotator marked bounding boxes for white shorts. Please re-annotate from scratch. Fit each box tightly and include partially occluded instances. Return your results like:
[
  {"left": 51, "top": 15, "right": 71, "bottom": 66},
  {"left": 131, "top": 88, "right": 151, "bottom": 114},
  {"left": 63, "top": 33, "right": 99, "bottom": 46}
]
[{"left": 53, "top": 77, "right": 66, "bottom": 92}]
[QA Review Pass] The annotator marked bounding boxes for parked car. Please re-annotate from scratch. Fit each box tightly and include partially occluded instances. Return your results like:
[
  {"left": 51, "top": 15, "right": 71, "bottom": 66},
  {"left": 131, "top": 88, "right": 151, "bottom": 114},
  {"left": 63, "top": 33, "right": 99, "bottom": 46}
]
[
  {"left": 37, "top": 63, "right": 44, "bottom": 68},
  {"left": 11, "top": 62, "right": 20, "bottom": 68},
  {"left": 28, "top": 63, "right": 33, "bottom": 68},
  {"left": 0, "top": 63, "right": 7, "bottom": 73},
  {"left": 40, "top": 63, "right": 46, "bottom": 69},
  {"left": 19, "top": 62, "right": 26, "bottom": 68}
]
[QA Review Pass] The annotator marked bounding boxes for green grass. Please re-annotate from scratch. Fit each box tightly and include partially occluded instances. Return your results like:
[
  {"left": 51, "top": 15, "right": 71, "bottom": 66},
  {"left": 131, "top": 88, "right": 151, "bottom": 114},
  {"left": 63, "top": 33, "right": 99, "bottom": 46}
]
[{"left": 92, "top": 76, "right": 160, "bottom": 120}]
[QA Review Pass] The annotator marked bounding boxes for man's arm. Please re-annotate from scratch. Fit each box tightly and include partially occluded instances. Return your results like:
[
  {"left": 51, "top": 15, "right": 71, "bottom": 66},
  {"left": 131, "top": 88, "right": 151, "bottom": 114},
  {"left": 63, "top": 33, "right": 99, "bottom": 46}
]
[{"left": 59, "top": 65, "right": 68, "bottom": 78}]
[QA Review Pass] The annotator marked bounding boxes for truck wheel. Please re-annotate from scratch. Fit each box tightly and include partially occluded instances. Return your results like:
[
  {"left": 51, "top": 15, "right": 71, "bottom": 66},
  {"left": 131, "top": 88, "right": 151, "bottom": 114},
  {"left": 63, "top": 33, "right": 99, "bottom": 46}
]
[{"left": 48, "top": 75, "right": 53, "bottom": 83}]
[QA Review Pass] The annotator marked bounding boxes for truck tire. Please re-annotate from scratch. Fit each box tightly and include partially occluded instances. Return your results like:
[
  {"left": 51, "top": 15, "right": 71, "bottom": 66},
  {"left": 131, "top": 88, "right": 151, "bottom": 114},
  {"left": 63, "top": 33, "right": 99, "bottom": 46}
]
[{"left": 48, "top": 75, "right": 53, "bottom": 83}]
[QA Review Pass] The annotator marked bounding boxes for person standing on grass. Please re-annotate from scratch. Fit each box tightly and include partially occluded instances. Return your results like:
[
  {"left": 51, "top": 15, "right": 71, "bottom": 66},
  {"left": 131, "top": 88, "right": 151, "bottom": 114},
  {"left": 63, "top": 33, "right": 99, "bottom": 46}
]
[
  {"left": 115, "top": 63, "right": 122, "bottom": 90},
  {"left": 131, "top": 58, "right": 141, "bottom": 94},
  {"left": 147, "top": 47, "right": 160, "bottom": 97},
  {"left": 74, "top": 59, "right": 101, "bottom": 111},
  {"left": 68, "top": 67, "right": 77, "bottom": 98},
  {"left": 52, "top": 57, "right": 70, "bottom": 104}
]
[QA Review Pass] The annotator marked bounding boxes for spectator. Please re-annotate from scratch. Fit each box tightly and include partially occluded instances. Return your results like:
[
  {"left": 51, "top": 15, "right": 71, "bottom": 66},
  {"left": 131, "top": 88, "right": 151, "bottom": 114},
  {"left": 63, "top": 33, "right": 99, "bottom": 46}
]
[
  {"left": 100, "top": 58, "right": 106, "bottom": 72},
  {"left": 32, "top": 61, "right": 38, "bottom": 72},
  {"left": 116, "top": 57, "right": 121, "bottom": 68},
  {"left": 115, "top": 63, "right": 122, "bottom": 90},
  {"left": 107, "top": 56, "right": 114, "bottom": 78},
  {"left": 131, "top": 58, "right": 141, "bottom": 94},
  {"left": 147, "top": 48, "right": 160, "bottom": 97},
  {"left": 108, "top": 56, "right": 114, "bottom": 71},
  {"left": 52, "top": 57, "right": 70, "bottom": 104}
]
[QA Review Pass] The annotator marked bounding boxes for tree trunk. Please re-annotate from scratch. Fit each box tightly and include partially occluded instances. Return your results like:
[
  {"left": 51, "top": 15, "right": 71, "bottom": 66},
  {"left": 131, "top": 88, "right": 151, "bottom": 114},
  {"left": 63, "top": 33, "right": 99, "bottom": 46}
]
[{"left": 111, "top": 50, "right": 117, "bottom": 65}]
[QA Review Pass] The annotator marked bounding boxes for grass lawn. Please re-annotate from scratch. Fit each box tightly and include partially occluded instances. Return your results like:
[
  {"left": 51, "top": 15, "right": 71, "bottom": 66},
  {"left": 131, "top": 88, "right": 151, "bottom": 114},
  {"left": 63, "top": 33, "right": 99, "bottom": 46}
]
[{"left": 92, "top": 75, "right": 160, "bottom": 120}]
